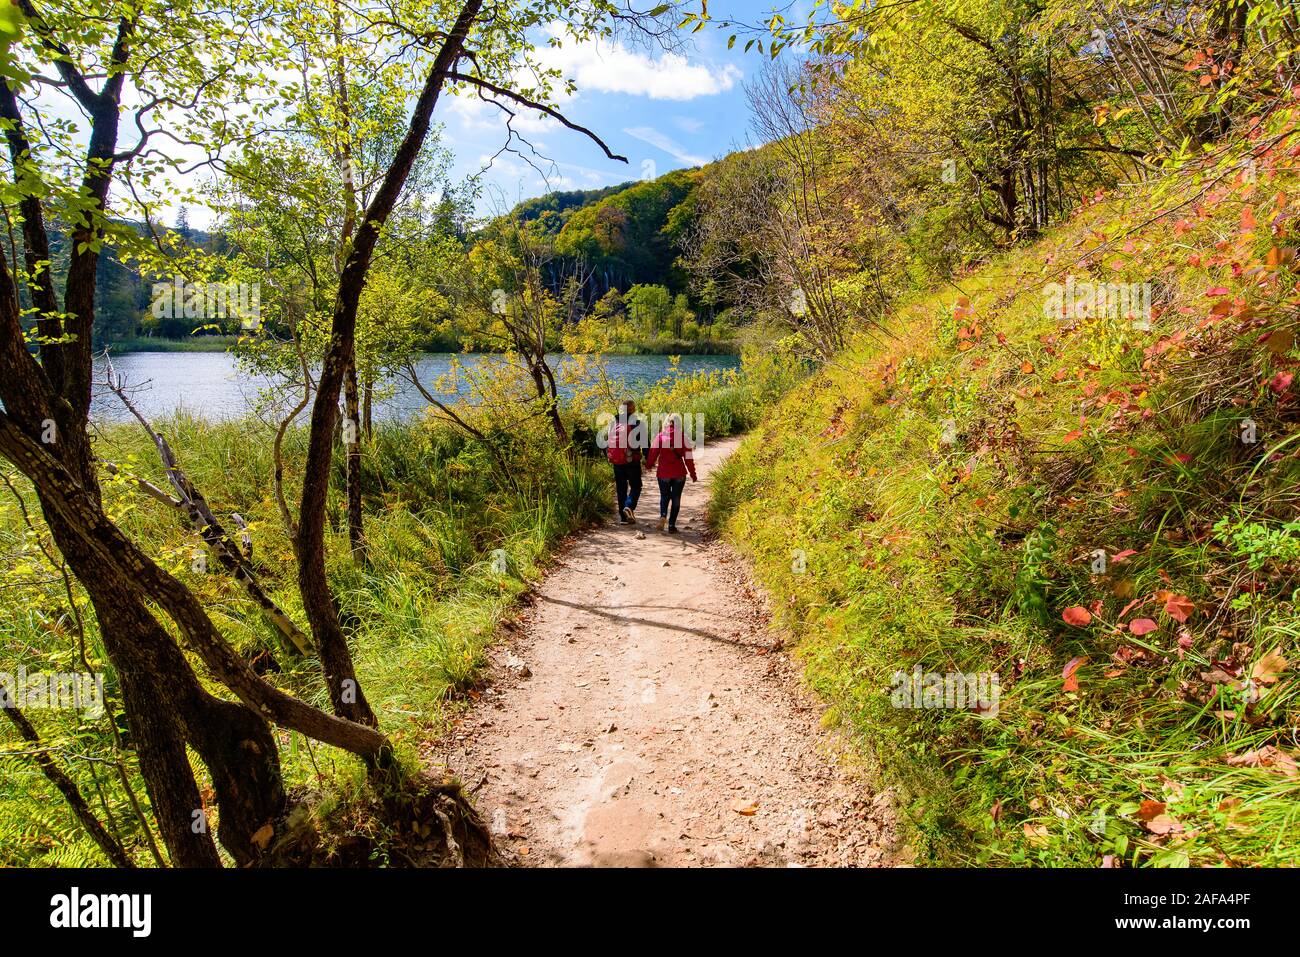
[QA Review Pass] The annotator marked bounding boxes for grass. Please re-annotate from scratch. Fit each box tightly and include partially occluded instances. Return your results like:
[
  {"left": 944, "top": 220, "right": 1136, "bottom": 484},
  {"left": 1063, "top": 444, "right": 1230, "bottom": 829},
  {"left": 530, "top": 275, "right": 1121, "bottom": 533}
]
[
  {"left": 604, "top": 337, "right": 742, "bottom": 356},
  {"left": 635, "top": 342, "right": 811, "bottom": 439},
  {"left": 103, "top": 335, "right": 242, "bottom": 353},
  {"left": 711, "top": 111, "right": 1300, "bottom": 867}
]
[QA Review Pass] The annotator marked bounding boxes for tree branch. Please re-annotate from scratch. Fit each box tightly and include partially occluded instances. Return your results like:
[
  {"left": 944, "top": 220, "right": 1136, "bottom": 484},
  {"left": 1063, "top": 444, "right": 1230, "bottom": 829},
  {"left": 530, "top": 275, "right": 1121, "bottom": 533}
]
[{"left": 447, "top": 71, "right": 628, "bottom": 161}]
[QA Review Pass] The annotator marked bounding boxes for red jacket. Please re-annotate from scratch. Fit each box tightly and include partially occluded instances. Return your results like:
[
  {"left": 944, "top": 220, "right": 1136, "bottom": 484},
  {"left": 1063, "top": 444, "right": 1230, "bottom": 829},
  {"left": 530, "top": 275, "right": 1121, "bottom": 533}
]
[{"left": 646, "top": 427, "right": 697, "bottom": 481}]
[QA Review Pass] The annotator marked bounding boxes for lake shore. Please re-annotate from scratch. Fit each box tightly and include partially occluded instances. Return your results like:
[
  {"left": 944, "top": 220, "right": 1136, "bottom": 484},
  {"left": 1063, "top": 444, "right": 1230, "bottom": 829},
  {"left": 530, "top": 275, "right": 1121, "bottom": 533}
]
[{"left": 101, "top": 336, "right": 741, "bottom": 356}]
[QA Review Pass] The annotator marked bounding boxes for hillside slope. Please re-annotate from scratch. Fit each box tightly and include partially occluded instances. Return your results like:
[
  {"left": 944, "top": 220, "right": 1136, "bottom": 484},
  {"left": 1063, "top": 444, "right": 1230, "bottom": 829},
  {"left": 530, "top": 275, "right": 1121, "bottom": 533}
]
[{"left": 712, "top": 113, "right": 1300, "bottom": 867}]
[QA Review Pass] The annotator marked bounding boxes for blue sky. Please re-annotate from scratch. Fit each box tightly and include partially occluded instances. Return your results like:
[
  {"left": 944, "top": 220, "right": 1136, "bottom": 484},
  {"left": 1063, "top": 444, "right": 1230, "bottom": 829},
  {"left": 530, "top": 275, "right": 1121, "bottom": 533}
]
[{"left": 441, "top": 5, "right": 774, "bottom": 212}]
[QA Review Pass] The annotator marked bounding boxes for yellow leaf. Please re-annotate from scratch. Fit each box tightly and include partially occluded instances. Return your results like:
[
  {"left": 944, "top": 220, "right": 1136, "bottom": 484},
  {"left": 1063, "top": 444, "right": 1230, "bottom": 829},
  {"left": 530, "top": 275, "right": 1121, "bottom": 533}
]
[{"left": 1252, "top": 648, "right": 1289, "bottom": 685}]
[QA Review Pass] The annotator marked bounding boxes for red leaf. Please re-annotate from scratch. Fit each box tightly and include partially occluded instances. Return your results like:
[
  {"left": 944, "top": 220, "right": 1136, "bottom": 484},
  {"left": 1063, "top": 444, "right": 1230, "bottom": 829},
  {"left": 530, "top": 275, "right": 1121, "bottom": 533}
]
[
  {"left": 1117, "top": 598, "right": 1142, "bottom": 620},
  {"left": 1136, "top": 800, "right": 1166, "bottom": 822},
  {"left": 1128, "top": 618, "right": 1159, "bottom": 636},
  {"left": 1161, "top": 592, "right": 1194, "bottom": 623},
  {"left": 1063, "top": 429, "right": 1082, "bottom": 443},
  {"left": 1062, "top": 655, "right": 1090, "bottom": 692},
  {"left": 1062, "top": 606, "right": 1093, "bottom": 627},
  {"left": 1269, "top": 370, "right": 1294, "bottom": 394}
]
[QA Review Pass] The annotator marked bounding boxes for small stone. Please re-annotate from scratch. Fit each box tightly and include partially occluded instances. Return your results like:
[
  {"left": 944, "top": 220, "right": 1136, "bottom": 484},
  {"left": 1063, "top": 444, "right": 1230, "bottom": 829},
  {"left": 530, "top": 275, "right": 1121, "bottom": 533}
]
[{"left": 504, "top": 653, "right": 531, "bottom": 678}]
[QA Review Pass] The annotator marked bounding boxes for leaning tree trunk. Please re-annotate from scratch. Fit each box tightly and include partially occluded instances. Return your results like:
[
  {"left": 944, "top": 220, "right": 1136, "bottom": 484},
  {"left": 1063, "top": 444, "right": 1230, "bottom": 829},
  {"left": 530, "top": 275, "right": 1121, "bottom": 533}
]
[
  {"left": 344, "top": 357, "right": 367, "bottom": 562},
  {"left": 294, "top": 0, "right": 484, "bottom": 735},
  {"left": 35, "top": 466, "right": 288, "bottom": 867}
]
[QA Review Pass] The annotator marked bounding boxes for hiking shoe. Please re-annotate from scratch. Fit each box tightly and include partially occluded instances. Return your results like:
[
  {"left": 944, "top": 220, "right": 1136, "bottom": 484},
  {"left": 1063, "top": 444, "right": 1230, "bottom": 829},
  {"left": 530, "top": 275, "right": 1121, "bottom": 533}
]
[
  {"left": 657, "top": 516, "right": 666, "bottom": 532},
  {"left": 667, "top": 526, "right": 679, "bottom": 534},
  {"left": 621, "top": 506, "right": 634, "bottom": 523},
  {"left": 618, "top": 517, "right": 629, "bottom": 525}
]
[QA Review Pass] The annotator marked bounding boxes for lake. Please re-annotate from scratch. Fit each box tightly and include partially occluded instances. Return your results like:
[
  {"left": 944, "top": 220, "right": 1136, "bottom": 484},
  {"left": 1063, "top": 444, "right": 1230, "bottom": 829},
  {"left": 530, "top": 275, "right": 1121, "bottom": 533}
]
[{"left": 88, "top": 351, "right": 740, "bottom": 424}]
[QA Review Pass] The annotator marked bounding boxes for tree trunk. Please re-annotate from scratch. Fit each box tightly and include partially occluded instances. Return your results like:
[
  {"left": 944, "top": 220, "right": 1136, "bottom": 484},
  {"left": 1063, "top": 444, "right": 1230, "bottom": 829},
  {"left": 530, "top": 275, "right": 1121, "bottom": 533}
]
[
  {"left": 294, "top": 0, "right": 483, "bottom": 734},
  {"left": 344, "top": 357, "right": 366, "bottom": 562},
  {"left": 40, "top": 503, "right": 287, "bottom": 867}
]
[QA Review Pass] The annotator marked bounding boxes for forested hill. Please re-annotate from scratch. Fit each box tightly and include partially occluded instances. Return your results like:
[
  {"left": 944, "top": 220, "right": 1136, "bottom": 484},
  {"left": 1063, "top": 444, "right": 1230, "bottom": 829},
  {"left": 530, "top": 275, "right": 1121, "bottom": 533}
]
[
  {"left": 508, "top": 181, "right": 639, "bottom": 235},
  {"left": 503, "top": 166, "right": 703, "bottom": 298}
]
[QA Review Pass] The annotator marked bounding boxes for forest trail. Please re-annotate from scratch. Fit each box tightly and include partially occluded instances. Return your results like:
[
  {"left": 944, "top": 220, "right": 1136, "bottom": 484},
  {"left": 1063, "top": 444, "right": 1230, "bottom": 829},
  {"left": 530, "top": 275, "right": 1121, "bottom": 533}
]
[{"left": 433, "top": 437, "right": 903, "bottom": 867}]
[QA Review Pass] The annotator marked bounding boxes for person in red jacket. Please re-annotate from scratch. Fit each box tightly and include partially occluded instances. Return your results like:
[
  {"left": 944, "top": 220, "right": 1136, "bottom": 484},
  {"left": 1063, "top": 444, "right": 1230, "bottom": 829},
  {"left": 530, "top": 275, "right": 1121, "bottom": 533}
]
[
  {"left": 644, "top": 414, "right": 697, "bottom": 533},
  {"left": 605, "top": 399, "right": 647, "bottom": 524}
]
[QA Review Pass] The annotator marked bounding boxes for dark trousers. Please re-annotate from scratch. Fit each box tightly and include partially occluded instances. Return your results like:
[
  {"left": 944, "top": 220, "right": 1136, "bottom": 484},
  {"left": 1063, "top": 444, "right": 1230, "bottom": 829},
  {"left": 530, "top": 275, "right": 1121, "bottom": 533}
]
[
  {"left": 657, "top": 477, "right": 686, "bottom": 527},
  {"left": 613, "top": 462, "right": 642, "bottom": 515}
]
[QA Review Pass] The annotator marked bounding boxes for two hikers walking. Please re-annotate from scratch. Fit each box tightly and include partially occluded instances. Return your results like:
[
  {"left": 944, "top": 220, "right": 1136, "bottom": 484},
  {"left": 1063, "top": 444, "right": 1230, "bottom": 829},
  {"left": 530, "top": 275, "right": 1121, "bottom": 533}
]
[{"left": 606, "top": 401, "right": 698, "bottom": 534}]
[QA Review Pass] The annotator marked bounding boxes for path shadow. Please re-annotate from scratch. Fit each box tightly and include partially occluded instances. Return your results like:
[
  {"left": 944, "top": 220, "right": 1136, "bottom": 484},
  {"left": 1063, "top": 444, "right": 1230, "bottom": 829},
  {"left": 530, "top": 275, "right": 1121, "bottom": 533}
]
[{"left": 536, "top": 593, "right": 768, "bottom": 650}]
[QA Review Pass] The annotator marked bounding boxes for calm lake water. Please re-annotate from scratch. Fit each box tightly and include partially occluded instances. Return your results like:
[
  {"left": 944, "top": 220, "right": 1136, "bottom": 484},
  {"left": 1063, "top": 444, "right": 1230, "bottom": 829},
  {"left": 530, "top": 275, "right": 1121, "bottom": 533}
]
[{"left": 88, "top": 351, "right": 740, "bottom": 423}]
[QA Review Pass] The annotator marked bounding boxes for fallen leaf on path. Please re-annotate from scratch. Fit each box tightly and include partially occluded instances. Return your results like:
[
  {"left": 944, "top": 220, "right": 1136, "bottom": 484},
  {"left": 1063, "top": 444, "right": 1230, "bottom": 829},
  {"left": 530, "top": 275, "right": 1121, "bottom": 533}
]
[{"left": 731, "top": 799, "right": 759, "bottom": 816}]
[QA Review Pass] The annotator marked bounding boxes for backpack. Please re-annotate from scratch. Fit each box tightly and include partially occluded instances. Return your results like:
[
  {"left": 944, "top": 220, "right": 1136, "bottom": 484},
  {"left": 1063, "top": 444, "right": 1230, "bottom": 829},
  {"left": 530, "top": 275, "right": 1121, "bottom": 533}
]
[{"left": 606, "top": 421, "right": 629, "bottom": 465}]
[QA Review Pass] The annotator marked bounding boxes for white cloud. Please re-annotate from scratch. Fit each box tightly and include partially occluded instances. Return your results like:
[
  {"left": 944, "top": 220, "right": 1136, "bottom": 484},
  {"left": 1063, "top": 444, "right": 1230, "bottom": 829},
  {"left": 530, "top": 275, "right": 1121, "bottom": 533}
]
[
  {"left": 674, "top": 116, "right": 706, "bottom": 134},
  {"left": 537, "top": 32, "right": 741, "bottom": 102},
  {"left": 623, "top": 126, "right": 709, "bottom": 167}
]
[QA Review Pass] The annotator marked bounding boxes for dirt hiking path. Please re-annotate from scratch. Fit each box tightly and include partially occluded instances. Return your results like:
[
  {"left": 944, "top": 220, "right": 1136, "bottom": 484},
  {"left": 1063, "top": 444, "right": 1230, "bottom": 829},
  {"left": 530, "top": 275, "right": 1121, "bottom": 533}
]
[{"left": 433, "top": 437, "right": 902, "bottom": 867}]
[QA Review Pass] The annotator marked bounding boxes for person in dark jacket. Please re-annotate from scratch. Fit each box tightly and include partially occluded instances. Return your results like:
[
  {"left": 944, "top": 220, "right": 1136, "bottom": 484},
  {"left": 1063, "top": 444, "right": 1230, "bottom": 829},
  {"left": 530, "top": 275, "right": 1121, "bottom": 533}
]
[
  {"left": 644, "top": 413, "right": 697, "bottom": 533},
  {"left": 606, "top": 399, "right": 647, "bottom": 524}
]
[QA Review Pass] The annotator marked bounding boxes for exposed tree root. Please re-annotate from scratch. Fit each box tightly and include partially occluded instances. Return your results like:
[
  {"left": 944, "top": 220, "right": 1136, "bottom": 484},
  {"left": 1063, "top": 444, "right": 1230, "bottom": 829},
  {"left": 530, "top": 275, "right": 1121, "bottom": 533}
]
[{"left": 262, "top": 772, "right": 497, "bottom": 867}]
